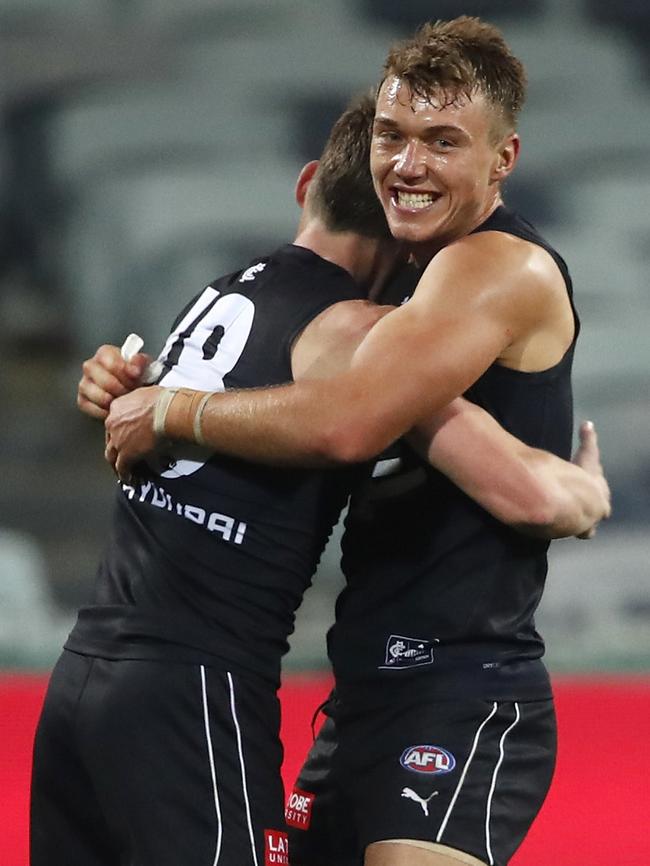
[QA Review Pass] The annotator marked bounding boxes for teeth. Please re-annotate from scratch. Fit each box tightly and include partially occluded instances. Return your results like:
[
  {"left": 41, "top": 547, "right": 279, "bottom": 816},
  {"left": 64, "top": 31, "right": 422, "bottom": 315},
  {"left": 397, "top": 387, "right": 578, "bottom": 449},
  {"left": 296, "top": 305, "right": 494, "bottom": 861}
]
[{"left": 397, "top": 191, "right": 434, "bottom": 209}]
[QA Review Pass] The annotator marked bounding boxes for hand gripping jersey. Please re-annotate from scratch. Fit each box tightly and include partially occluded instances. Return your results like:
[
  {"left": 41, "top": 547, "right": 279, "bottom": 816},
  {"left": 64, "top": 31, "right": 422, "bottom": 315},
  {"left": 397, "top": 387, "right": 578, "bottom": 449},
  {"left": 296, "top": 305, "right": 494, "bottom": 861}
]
[
  {"left": 329, "top": 207, "right": 580, "bottom": 703},
  {"left": 66, "top": 245, "right": 365, "bottom": 685}
]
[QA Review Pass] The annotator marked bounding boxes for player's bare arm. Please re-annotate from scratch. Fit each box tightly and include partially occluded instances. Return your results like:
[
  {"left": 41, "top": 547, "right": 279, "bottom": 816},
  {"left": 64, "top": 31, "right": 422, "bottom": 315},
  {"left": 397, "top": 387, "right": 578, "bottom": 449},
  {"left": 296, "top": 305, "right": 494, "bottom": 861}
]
[
  {"left": 289, "top": 299, "right": 393, "bottom": 380},
  {"left": 78, "top": 344, "right": 150, "bottom": 421},
  {"left": 410, "top": 404, "right": 610, "bottom": 539},
  {"left": 290, "top": 291, "right": 608, "bottom": 538},
  {"left": 103, "top": 268, "right": 608, "bottom": 539},
  {"left": 107, "top": 228, "right": 573, "bottom": 468},
  {"left": 95, "top": 300, "right": 390, "bottom": 468}
]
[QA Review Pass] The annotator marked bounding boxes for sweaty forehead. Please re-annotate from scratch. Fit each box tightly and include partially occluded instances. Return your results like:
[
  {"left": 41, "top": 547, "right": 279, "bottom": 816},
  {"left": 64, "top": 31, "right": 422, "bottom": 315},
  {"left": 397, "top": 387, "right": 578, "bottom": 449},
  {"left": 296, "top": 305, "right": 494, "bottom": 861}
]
[
  {"left": 375, "top": 75, "right": 496, "bottom": 136},
  {"left": 378, "top": 75, "right": 469, "bottom": 113}
]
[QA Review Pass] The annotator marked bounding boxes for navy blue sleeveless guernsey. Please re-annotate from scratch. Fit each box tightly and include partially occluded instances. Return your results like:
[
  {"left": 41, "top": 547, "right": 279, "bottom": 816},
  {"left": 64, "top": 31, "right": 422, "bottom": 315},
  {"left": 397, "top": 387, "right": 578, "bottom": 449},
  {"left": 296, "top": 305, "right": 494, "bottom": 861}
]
[
  {"left": 329, "top": 207, "right": 580, "bottom": 703},
  {"left": 66, "top": 245, "right": 365, "bottom": 686}
]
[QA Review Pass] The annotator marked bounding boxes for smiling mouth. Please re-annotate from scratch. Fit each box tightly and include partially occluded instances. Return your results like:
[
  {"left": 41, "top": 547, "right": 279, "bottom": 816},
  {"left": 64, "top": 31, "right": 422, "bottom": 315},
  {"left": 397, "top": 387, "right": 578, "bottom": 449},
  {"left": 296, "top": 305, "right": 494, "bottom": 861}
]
[{"left": 392, "top": 190, "right": 440, "bottom": 210}]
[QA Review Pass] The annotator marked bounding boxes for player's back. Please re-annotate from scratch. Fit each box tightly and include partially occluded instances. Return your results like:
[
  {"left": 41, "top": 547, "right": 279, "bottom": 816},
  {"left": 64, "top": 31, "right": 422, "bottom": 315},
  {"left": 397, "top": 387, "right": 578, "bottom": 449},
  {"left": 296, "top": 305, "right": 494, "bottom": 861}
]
[{"left": 66, "top": 245, "right": 365, "bottom": 685}]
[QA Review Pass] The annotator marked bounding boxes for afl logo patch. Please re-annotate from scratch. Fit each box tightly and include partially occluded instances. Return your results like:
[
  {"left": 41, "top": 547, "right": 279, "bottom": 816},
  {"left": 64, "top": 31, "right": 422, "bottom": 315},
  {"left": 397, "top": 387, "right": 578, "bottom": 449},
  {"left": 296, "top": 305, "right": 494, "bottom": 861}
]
[{"left": 400, "top": 745, "right": 456, "bottom": 775}]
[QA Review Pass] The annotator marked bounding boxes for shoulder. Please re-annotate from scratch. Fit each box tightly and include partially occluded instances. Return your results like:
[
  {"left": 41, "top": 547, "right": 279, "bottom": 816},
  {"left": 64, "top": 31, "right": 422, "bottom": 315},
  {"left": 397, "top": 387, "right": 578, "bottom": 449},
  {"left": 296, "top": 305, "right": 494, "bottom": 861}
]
[
  {"left": 291, "top": 300, "right": 394, "bottom": 380},
  {"left": 308, "top": 299, "right": 392, "bottom": 339},
  {"left": 299, "top": 299, "right": 394, "bottom": 353},
  {"left": 414, "top": 230, "right": 566, "bottom": 319},
  {"left": 434, "top": 230, "right": 557, "bottom": 282}
]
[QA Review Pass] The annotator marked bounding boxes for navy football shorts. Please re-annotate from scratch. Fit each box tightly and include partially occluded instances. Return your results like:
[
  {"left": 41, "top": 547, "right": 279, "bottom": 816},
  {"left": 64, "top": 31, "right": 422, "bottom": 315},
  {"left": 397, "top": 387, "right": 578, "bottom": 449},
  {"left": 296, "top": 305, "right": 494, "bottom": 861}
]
[
  {"left": 287, "top": 691, "right": 556, "bottom": 866},
  {"left": 31, "top": 650, "right": 288, "bottom": 866}
]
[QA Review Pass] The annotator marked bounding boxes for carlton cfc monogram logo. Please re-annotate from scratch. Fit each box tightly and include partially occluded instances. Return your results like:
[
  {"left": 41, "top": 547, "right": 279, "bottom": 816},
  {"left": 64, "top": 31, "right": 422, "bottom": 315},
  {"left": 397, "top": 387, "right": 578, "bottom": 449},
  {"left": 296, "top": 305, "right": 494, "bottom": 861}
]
[
  {"left": 264, "top": 829, "right": 288, "bottom": 866},
  {"left": 400, "top": 745, "right": 456, "bottom": 775}
]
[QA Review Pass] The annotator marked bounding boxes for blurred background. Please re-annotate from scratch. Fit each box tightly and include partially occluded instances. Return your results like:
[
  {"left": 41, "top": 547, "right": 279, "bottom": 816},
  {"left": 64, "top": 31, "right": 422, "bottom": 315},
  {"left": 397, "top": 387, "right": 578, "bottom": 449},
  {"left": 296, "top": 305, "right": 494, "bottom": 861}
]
[
  {"left": 0, "top": 0, "right": 648, "bottom": 676},
  {"left": 1, "top": 2, "right": 648, "bottom": 865}
]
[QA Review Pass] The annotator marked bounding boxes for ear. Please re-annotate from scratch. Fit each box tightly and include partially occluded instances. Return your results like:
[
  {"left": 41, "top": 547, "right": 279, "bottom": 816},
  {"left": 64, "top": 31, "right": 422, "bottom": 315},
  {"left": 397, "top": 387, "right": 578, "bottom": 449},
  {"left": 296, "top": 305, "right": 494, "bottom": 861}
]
[
  {"left": 295, "top": 160, "right": 320, "bottom": 207},
  {"left": 491, "top": 133, "right": 520, "bottom": 183}
]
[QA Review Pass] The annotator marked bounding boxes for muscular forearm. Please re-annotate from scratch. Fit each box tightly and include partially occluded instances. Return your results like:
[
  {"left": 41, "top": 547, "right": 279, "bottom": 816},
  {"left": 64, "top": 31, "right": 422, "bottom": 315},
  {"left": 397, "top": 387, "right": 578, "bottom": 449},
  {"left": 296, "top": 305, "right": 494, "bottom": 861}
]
[
  {"left": 513, "top": 449, "right": 608, "bottom": 539},
  {"left": 103, "top": 321, "right": 490, "bottom": 479},
  {"left": 164, "top": 347, "right": 488, "bottom": 468},
  {"left": 410, "top": 401, "right": 609, "bottom": 539},
  {"left": 163, "top": 377, "right": 421, "bottom": 467},
  {"left": 162, "top": 281, "right": 508, "bottom": 466},
  {"left": 107, "top": 230, "right": 558, "bottom": 476}
]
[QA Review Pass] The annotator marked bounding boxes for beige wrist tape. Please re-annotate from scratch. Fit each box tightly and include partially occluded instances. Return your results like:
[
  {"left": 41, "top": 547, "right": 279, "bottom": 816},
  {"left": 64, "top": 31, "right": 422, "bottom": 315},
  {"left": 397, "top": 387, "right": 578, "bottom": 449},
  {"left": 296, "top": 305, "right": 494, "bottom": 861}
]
[
  {"left": 153, "top": 388, "right": 214, "bottom": 443},
  {"left": 152, "top": 388, "right": 179, "bottom": 438},
  {"left": 192, "top": 392, "right": 214, "bottom": 446}
]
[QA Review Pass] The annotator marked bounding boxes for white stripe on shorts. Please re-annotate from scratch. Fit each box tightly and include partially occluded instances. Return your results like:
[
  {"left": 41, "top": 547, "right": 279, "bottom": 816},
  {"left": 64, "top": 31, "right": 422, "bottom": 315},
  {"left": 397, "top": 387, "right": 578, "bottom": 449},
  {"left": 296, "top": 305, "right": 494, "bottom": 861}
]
[
  {"left": 436, "top": 702, "right": 499, "bottom": 843},
  {"left": 200, "top": 665, "right": 223, "bottom": 866},
  {"left": 227, "top": 671, "right": 259, "bottom": 866},
  {"left": 485, "top": 702, "right": 521, "bottom": 866}
]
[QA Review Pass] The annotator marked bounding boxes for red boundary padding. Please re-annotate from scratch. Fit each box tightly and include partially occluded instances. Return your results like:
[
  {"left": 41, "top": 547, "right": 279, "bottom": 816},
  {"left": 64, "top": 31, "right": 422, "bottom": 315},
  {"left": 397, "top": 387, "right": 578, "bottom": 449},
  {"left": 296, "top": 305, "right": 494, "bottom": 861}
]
[{"left": 2, "top": 673, "right": 649, "bottom": 866}]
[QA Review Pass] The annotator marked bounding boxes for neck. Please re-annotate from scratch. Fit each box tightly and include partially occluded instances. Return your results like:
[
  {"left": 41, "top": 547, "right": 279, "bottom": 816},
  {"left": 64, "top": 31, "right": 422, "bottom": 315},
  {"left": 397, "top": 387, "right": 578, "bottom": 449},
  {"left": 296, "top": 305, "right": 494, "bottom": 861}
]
[{"left": 293, "top": 218, "right": 398, "bottom": 293}]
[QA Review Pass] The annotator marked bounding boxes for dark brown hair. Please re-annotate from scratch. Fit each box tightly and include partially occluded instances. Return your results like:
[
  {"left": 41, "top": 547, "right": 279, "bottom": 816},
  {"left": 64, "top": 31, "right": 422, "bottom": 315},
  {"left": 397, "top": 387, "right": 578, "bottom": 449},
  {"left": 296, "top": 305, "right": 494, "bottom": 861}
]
[
  {"left": 310, "top": 92, "right": 391, "bottom": 239},
  {"left": 382, "top": 16, "right": 527, "bottom": 135}
]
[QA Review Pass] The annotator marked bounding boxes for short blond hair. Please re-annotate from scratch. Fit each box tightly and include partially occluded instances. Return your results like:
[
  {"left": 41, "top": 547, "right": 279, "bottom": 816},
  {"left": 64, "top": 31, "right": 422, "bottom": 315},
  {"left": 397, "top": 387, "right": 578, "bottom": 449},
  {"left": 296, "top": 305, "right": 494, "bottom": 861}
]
[{"left": 382, "top": 16, "right": 527, "bottom": 136}]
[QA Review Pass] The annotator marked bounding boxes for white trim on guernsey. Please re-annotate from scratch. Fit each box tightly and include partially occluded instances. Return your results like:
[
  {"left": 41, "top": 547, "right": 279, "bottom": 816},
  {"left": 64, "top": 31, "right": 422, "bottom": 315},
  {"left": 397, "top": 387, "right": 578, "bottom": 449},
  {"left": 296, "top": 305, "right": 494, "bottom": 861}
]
[
  {"left": 227, "top": 671, "right": 259, "bottom": 866},
  {"left": 436, "top": 702, "right": 499, "bottom": 843},
  {"left": 200, "top": 665, "right": 223, "bottom": 866},
  {"left": 485, "top": 702, "right": 521, "bottom": 866}
]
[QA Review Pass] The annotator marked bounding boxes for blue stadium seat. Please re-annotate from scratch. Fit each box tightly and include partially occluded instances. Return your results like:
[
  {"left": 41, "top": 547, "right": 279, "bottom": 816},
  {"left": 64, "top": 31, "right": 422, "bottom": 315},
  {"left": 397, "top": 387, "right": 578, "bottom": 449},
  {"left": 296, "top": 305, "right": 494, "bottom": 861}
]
[
  {"left": 542, "top": 528, "right": 650, "bottom": 668},
  {"left": 589, "top": 0, "right": 650, "bottom": 33},
  {"left": 0, "top": 528, "right": 70, "bottom": 668},
  {"left": 113, "top": 230, "right": 282, "bottom": 352},
  {"left": 125, "top": 0, "right": 297, "bottom": 42},
  {"left": 0, "top": 0, "right": 111, "bottom": 29},
  {"left": 47, "top": 82, "right": 289, "bottom": 191},
  {"left": 358, "top": 0, "right": 544, "bottom": 34},
  {"left": 502, "top": 175, "right": 558, "bottom": 229},
  {"left": 588, "top": 0, "right": 650, "bottom": 72},
  {"left": 290, "top": 93, "right": 352, "bottom": 161},
  {"left": 60, "top": 158, "right": 300, "bottom": 353}
]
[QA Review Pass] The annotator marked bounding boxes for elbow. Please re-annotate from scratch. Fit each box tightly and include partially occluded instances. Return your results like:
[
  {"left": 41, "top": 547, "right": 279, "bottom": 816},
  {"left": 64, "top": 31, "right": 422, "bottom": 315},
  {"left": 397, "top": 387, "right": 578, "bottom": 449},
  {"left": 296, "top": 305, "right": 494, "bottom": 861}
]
[
  {"left": 308, "top": 386, "right": 406, "bottom": 465},
  {"left": 316, "top": 418, "right": 389, "bottom": 465}
]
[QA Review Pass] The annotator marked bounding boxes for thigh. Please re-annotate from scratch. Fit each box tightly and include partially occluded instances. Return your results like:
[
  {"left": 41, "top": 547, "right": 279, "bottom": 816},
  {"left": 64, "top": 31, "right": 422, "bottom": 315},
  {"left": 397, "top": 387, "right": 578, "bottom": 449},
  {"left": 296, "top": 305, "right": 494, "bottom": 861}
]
[
  {"left": 366, "top": 839, "right": 488, "bottom": 865},
  {"left": 78, "top": 658, "right": 287, "bottom": 866},
  {"left": 30, "top": 650, "right": 119, "bottom": 866},
  {"left": 338, "top": 697, "right": 557, "bottom": 866},
  {"left": 287, "top": 711, "right": 360, "bottom": 866}
]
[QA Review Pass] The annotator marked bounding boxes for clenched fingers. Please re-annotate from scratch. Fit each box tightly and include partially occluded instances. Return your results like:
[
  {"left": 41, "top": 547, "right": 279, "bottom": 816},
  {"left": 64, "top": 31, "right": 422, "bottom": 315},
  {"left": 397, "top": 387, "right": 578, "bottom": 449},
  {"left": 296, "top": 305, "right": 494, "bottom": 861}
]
[{"left": 77, "top": 344, "right": 151, "bottom": 420}]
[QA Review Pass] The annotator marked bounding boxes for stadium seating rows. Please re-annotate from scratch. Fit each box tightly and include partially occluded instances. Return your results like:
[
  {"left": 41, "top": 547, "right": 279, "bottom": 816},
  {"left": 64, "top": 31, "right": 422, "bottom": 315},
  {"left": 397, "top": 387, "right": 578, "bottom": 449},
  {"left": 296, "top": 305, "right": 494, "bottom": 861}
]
[{"left": 0, "top": 0, "right": 648, "bottom": 670}]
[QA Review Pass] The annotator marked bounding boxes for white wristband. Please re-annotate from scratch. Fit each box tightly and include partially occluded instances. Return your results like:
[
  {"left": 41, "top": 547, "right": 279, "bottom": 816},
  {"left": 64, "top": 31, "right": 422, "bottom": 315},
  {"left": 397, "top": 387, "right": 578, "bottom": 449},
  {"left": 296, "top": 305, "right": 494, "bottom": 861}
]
[
  {"left": 193, "top": 392, "right": 214, "bottom": 446},
  {"left": 153, "top": 388, "right": 179, "bottom": 438}
]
